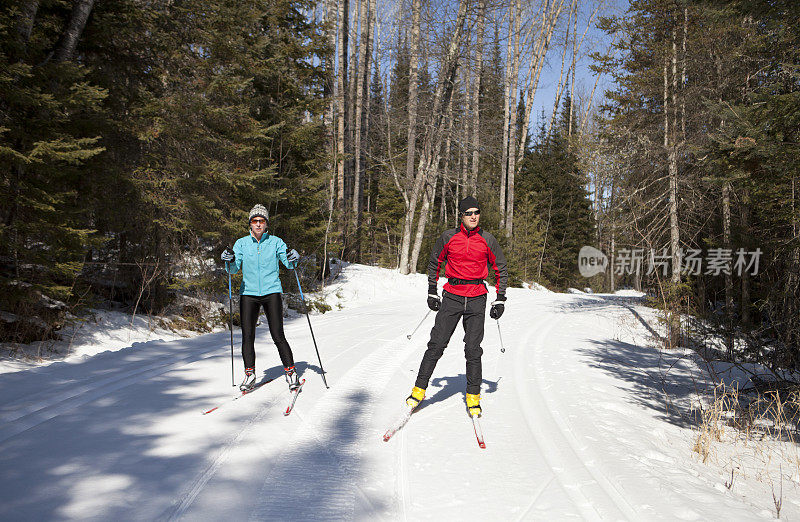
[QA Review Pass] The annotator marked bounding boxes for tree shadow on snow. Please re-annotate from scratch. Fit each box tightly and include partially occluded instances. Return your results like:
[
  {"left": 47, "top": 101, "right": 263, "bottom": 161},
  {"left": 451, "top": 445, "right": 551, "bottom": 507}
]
[
  {"left": 558, "top": 295, "right": 704, "bottom": 430},
  {"left": 0, "top": 330, "right": 376, "bottom": 520},
  {"left": 247, "top": 389, "right": 389, "bottom": 520}
]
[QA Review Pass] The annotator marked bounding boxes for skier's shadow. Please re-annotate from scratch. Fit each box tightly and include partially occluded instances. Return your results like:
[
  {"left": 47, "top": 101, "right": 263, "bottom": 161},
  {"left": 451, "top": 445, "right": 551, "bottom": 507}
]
[
  {"left": 292, "top": 360, "right": 326, "bottom": 381},
  {"left": 255, "top": 361, "right": 326, "bottom": 388},
  {"left": 416, "top": 374, "right": 499, "bottom": 412},
  {"left": 259, "top": 365, "right": 288, "bottom": 382}
]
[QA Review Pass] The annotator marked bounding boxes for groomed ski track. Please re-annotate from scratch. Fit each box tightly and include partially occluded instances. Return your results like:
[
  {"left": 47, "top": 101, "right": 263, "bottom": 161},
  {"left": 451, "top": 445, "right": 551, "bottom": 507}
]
[{"left": 0, "top": 266, "right": 777, "bottom": 520}]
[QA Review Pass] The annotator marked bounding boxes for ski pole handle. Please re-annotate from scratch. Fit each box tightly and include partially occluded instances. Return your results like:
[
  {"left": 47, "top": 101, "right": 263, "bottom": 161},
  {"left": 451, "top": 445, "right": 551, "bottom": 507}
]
[{"left": 407, "top": 309, "right": 432, "bottom": 340}]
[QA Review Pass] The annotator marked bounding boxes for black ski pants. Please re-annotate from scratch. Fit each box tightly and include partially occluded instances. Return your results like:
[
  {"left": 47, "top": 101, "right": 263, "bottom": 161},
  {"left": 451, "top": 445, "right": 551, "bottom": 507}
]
[
  {"left": 415, "top": 291, "right": 487, "bottom": 395},
  {"left": 240, "top": 293, "right": 294, "bottom": 370}
]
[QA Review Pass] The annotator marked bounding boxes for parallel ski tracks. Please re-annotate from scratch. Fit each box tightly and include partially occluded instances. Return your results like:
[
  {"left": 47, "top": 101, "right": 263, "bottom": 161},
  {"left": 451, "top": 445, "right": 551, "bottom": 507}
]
[
  {"left": 163, "top": 392, "right": 282, "bottom": 521},
  {"left": 0, "top": 345, "right": 225, "bottom": 445},
  {"left": 0, "top": 310, "right": 396, "bottom": 448},
  {"left": 247, "top": 323, "right": 422, "bottom": 521},
  {"left": 513, "top": 307, "right": 639, "bottom": 521}
]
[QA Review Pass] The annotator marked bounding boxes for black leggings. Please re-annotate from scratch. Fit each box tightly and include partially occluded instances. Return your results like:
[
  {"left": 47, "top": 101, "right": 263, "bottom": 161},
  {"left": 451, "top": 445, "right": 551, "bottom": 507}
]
[{"left": 240, "top": 293, "right": 294, "bottom": 370}]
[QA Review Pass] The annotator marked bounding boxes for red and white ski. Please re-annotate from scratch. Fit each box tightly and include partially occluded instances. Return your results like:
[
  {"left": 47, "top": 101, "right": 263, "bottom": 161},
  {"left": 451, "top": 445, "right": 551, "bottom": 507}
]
[
  {"left": 283, "top": 379, "right": 305, "bottom": 416},
  {"left": 471, "top": 415, "right": 486, "bottom": 449},
  {"left": 202, "top": 377, "right": 276, "bottom": 415},
  {"left": 382, "top": 405, "right": 414, "bottom": 442}
]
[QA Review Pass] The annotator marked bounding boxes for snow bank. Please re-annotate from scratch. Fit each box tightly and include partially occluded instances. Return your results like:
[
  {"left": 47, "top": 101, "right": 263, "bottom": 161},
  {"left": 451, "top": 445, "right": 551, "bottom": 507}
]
[
  {"left": 316, "top": 263, "right": 430, "bottom": 311},
  {"left": 0, "top": 309, "right": 199, "bottom": 375}
]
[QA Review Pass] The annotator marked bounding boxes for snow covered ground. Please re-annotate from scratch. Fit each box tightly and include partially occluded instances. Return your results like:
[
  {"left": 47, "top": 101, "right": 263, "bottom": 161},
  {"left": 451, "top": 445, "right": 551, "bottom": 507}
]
[
  {"left": 0, "top": 309, "right": 198, "bottom": 375},
  {"left": 0, "top": 264, "right": 797, "bottom": 520}
]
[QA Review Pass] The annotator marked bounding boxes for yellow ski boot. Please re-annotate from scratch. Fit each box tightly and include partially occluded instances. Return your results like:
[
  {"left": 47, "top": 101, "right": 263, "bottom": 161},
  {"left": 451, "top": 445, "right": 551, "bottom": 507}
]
[
  {"left": 466, "top": 393, "right": 482, "bottom": 417},
  {"left": 406, "top": 386, "right": 426, "bottom": 409}
]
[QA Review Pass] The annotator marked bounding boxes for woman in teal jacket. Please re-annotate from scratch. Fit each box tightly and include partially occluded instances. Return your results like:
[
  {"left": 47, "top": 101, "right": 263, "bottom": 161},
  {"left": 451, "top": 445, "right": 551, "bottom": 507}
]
[{"left": 221, "top": 204, "right": 301, "bottom": 392}]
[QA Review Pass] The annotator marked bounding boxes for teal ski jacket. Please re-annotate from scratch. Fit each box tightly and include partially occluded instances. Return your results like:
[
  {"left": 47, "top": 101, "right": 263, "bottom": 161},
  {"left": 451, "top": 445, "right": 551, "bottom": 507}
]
[{"left": 225, "top": 232, "right": 297, "bottom": 296}]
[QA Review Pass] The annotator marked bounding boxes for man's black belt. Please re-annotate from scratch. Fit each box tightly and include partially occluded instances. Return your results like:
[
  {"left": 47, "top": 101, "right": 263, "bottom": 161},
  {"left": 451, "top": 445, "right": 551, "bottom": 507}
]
[{"left": 448, "top": 278, "right": 484, "bottom": 285}]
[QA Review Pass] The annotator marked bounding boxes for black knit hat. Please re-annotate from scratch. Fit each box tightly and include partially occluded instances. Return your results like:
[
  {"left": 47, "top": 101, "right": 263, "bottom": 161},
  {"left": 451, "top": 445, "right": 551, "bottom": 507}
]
[{"left": 458, "top": 196, "right": 479, "bottom": 214}]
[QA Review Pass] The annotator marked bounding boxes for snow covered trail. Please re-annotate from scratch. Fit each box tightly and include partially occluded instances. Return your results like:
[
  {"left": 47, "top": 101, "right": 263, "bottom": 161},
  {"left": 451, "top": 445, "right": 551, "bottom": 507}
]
[{"left": 0, "top": 265, "right": 790, "bottom": 520}]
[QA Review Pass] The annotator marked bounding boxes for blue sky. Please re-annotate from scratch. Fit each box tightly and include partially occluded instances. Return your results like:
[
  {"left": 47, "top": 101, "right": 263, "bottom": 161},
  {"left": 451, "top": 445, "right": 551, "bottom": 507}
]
[{"left": 364, "top": 0, "right": 626, "bottom": 138}]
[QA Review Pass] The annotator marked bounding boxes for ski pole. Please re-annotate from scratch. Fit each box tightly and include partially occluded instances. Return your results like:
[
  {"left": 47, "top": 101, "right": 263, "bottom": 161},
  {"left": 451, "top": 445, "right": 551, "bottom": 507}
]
[
  {"left": 293, "top": 268, "right": 329, "bottom": 389},
  {"left": 407, "top": 309, "right": 432, "bottom": 340},
  {"left": 227, "top": 264, "right": 235, "bottom": 386},
  {"left": 496, "top": 319, "right": 505, "bottom": 353}
]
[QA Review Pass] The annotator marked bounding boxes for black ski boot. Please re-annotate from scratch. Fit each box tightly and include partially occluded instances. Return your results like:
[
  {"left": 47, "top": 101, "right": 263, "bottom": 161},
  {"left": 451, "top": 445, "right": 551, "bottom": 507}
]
[
  {"left": 285, "top": 366, "right": 300, "bottom": 392},
  {"left": 240, "top": 367, "right": 256, "bottom": 391}
]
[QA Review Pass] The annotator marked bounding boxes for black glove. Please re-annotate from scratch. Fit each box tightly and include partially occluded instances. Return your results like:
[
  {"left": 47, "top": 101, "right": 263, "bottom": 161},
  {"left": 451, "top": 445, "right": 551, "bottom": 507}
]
[
  {"left": 221, "top": 247, "right": 235, "bottom": 263},
  {"left": 427, "top": 294, "right": 441, "bottom": 311},
  {"left": 489, "top": 294, "right": 506, "bottom": 319}
]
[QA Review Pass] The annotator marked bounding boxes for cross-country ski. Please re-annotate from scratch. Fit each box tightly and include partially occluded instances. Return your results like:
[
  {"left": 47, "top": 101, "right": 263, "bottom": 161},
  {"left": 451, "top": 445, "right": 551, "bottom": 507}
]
[
  {"left": 283, "top": 378, "right": 305, "bottom": 416},
  {"left": 382, "top": 405, "right": 414, "bottom": 442},
  {"left": 471, "top": 415, "right": 486, "bottom": 449}
]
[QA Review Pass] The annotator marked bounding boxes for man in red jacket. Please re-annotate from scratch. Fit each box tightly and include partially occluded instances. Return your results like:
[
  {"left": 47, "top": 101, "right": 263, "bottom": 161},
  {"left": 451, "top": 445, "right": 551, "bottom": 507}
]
[{"left": 406, "top": 196, "right": 507, "bottom": 417}]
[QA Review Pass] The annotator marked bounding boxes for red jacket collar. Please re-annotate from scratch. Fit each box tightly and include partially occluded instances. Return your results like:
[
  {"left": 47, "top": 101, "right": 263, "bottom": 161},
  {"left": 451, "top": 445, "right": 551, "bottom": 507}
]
[{"left": 460, "top": 223, "right": 480, "bottom": 236}]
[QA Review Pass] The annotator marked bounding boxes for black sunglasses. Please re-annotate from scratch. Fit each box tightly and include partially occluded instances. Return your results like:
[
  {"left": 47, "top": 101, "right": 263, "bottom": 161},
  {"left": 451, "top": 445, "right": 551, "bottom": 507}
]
[{"left": 462, "top": 210, "right": 480, "bottom": 216}]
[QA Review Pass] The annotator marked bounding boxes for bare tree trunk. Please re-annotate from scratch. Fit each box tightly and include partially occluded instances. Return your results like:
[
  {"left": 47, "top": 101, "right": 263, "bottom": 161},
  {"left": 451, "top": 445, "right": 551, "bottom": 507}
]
[
  {"left": 398, "top": 0, "right": 421, "bottom": 274},
  {"left": 665, "top": 23, "right": 681, "bottom": 349},
  {"left": 505, "top": 0, "right": 525, "bottom": 239},
  {"left": 608, "top": 178, "right": 617, "bottom": 292},
  {"left": 515, "top": 0, "right": 567, "bottom": 169},
  {"left": 681, "top": 6, "right": 687, "bottom": 141},
  {"left": 460, "top": 68, "right": 469, "bottom": 194},
  {"left": 669, "top": 27, "right": 680, "bottom": 286},
  {"left": 410, "top": 67, "right": 460, "bottom": 271},
  {"left": 53, "top": 0, "right": 96, "bottom": 63},
  {"left": 16, "top": 0, "right": 39, "bottom": 47},
  {"left": 400, "top": 0, "right": 467, "bottom": 274},
  {"left": 325, "top": 0, "right": 338, "bottom": 216},
  {"left": 741, "top": 187, "right": 751, "bottom": 326},
  {"left": 723, "top": 182, "right": 734, "bottom": 355},
  {"left": 499, "top": 0, "right": 519, "bottom": 230},
  {"left": 546, "top": 0, "right": 575, "bottom": 141},
  {"left": 469, "top": 0, "right": 485, "bottom": 198},
  {"left": 538, "top": 195, "right": 553, "bottom": 281},
  {"left": 352, "top": 0, "right": 373, "bottom": 261},
  {"left": 791, "top": 176, "right": 799, "bottom": 302},
  {"left": 336, "top": 0, "right": 350, "bottom": 212},
  {"left": 410, "top": 139, "right": 445, "bottom": 271},
  {"left": 439, "top": 174, "right": 446, "bottom": 226},
  {"left": 568, "top": 0, "right": 578, "bottom": 137},
  {"left": 347, "top": 0, "right": 362, "bottom": 203},
  {"left": 664, "top": 54, "right": 678, "bottom": 286},
  {"left": 579, "top": 70, "right": 602, "bottom": 135}
]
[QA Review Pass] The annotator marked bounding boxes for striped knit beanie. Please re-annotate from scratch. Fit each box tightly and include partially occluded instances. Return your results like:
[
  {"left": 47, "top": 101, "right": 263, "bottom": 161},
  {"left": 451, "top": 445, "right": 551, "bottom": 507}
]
[{"left": 248, "top": 204, "right": 268, "bottom": 222}]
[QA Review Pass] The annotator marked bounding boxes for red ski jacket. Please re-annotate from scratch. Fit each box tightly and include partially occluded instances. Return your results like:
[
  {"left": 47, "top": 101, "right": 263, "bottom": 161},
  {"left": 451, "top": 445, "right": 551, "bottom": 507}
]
[{"left": 427, "top": 223, "right": 508, "bottom": 298}]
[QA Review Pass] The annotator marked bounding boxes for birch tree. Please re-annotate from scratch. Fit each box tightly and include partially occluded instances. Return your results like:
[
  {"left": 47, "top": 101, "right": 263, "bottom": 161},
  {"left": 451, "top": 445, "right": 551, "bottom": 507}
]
[
  {"left": 336, "top": 0, "right": 350, "bottom": 213},
  {"left": 397, "top": 0, "right": 421, "bottom": 274},
  {"left": 469, "top": 0, "right": 486, "bottom": 197},
  {"left": 401, "top": 0, "right": 469, "bottom": 273}
]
